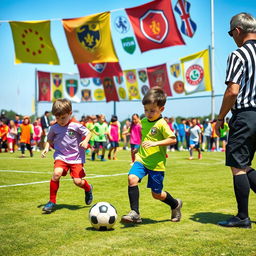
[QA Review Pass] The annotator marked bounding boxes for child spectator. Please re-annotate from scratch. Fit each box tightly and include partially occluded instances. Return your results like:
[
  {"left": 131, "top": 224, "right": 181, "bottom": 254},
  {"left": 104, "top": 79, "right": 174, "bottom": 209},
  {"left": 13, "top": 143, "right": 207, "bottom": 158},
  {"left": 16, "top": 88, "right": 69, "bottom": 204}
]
[
  {"left": 33, "top": 120, "right": 42, "bottom": 152},
  {"left": 7, "top": 120, "right": 17, "bottom": 153},
  {"left": 188, "top": 118, "right": 202, "bottom": 160},
  {"left": 123, "top": 114, "right": 142, "bottom": 164},
  {"left": 121, "top": 87, "right": 182, "bottom": 223},
  {"left": 41, "top": 99, "right": 93, "bottom": 213},
  {"left": 202, "top": 118, "right": 212, "bottom": 151},
  {"left": 91, "top": 114, "right": 108, "bottom": 161},
  {"left": 0, "top": 119, "right": 9, "bottom": 152},
  {"left": 108, "top": 115, "right": 120, "bottom": 160},
  {"left": 18, "top": 116, "right": 34, "bottom": 158}
]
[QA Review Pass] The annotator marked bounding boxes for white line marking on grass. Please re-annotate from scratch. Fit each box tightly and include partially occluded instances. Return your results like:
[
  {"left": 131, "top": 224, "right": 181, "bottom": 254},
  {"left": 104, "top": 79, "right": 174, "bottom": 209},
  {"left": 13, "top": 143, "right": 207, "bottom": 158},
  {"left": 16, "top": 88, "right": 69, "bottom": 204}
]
[
  {"left": 0, "top": 172, "right": 127, "bottom": 188},
  {"left": 0, "top": 170, "right": 52, "bottom": 174},
  {"left": 0, "top": 170, "right": 98, "bottom": 175}
]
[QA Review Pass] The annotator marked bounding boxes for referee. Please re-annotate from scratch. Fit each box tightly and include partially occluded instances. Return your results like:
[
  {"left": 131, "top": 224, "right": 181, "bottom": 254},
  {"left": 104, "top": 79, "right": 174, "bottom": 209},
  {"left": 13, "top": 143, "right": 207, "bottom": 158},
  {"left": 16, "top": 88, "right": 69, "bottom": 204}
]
[{"left": 215, "top": 13, "right": 256, "bottom": 229}]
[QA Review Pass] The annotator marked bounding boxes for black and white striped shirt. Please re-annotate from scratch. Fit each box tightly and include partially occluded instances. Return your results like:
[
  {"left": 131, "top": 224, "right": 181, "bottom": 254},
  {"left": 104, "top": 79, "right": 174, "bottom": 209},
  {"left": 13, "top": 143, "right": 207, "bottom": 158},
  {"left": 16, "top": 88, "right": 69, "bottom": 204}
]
[{"left": 225, "top": 40, "right": 256, "bottom": 110}]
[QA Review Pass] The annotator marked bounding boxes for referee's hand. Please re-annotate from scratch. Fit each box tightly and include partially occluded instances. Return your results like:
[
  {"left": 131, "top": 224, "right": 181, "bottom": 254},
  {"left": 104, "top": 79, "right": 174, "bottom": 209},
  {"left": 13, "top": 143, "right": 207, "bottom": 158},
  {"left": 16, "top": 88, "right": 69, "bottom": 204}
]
[{"left": 215, "top": 119, "right": 224, "bottom": 137}]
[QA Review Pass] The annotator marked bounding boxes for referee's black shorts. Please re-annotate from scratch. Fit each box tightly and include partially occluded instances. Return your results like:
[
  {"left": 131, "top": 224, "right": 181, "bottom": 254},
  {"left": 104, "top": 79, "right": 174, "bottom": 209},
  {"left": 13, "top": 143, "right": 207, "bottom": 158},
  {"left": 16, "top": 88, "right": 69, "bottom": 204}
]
[{"left": 226, "top": 109, "right": 256, "bottom": 169}]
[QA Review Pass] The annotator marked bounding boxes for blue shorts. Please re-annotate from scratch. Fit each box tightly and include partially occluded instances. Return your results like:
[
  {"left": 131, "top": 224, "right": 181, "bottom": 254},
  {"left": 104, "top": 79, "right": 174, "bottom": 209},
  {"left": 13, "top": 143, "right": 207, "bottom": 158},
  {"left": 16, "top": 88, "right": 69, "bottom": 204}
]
[
  {"left": 190, "top": 140, "right": 200, "bottom": 149},
  {"left": 130, "top": 144, "right": 140, "bottom": 150},
  {"left": 129, "top": 162, "right": 164, "bottom": 194},
  {"left": 110, "top": 141, "right": 119, "bottom": 148}
]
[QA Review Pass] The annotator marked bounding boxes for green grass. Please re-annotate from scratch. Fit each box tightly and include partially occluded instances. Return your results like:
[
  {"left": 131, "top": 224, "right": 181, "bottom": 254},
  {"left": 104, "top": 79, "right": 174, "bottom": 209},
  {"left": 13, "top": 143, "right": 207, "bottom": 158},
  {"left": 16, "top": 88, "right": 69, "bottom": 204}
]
[{"left": 0, "top": 149, "right": 256, "bottom": 256}]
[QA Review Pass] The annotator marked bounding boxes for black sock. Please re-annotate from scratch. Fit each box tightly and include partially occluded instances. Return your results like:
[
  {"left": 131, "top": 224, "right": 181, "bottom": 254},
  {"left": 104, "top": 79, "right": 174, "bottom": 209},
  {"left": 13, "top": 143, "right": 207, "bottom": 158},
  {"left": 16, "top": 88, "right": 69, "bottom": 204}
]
[
  {"left": 233, "top": 174, "right": 250, "bottom": 219},
  {"left": 91, "top": 152, "right": 95, "bottom": 160},
  {"left": 162, "top": 191, "right": 178, "bottom": 209},
  {"left": 128, "top": 186, "right": 139, "bottom": 214},
  {"left": 247, "top": 169, "right": 256, "bottom": 193}
]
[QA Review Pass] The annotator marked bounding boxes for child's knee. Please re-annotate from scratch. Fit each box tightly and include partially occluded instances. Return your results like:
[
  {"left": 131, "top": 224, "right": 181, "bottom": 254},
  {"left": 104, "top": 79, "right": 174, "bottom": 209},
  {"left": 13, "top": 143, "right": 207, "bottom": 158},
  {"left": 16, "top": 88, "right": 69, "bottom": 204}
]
[
  {"left": 128, "top": 174, "right": 139, "bottom": 186},
  {"left": 151, "top": 192, "right": 162, "bottom": 200},
  {"left": 73, "top": 178, "right": 83, "bottom": 186},
  {"left": 52, "top": 168, "right": 63, "bottom": 181}
]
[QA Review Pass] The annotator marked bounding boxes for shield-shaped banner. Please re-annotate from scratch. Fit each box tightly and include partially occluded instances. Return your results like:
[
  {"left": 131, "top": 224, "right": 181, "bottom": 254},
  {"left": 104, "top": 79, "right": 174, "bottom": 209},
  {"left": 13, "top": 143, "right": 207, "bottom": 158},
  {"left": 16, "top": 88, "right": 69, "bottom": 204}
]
[
  {"left": 138, "top": 70, "right": 147, "bottom": 82},
  {"left": 66, "top": 79, "right": 78, "bottom": 97},
  {"left": 140, "top": 10, "right": 168, "bottom": 43},
  {"left": 121, "top": 37, "right": 136, "bottom": 54},
  {"left": 81, "top": 89, "right": 92, "bottom": 101},
  {"left": 53, "top": 74, "right": 62, "bottom": 87},
  {"left": 89, "top": 63, "right": 107, "bottom": 73},
  {"left": 76, "top": 22, "right": 100, "bottom": 51},
  {"left": 170, "top": 63, "right": 181, "bottom": 78}
]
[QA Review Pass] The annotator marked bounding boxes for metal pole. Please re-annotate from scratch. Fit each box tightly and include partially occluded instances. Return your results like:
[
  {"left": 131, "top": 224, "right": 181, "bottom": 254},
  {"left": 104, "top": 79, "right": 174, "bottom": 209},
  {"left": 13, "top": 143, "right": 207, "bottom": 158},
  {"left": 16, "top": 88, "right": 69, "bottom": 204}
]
[
  {"left": 113, "top": 101, "right": 116, "bottom": 116},
  {"left": 210, "top": 0, "right": 215, "bottom": 120},
  {"left": 35, "top": 68, "right": 38, "bottom": 118}
]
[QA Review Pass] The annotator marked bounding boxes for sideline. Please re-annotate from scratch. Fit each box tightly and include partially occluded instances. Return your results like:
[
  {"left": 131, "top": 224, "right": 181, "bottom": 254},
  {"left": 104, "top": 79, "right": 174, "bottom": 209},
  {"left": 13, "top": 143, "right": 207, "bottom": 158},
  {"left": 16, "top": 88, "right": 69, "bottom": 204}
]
[{"left": 0, "top": 172, "right": 127, "bottom": 188}]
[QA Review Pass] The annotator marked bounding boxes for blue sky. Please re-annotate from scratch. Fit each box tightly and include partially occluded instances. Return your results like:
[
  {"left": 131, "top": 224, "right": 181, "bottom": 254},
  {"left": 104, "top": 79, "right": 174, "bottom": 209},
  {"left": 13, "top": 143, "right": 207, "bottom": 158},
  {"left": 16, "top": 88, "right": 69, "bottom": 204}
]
[{"left": 0, "top": 0, "right": 255, "bottom": 120}]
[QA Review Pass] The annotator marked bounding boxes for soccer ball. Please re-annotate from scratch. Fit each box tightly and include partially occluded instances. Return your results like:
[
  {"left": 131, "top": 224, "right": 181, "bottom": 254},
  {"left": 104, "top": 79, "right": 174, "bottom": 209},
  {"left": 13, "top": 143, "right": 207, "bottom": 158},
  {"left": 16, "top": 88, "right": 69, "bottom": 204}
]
[{"left": 89, "top": 202, "right": 118, "bottom": 230}]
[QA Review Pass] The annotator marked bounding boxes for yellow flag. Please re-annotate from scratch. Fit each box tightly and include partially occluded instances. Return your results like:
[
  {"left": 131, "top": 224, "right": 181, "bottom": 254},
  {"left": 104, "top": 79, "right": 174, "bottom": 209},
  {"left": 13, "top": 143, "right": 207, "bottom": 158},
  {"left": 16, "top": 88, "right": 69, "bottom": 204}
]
[
  {"left": 62, "top": 12, "right": 118, "bottom": 64},
  {"left": 9, "top": 20, "right": 59, "bottom": 65},
  {"left": 51, "top": 73, "right": 63, "bottom": 101},
  {"left": 180, "top": 49, "right": 212, "bottom": 94},
  {"left": 124, "top": 70, "right": 141, "bottom": 100}
]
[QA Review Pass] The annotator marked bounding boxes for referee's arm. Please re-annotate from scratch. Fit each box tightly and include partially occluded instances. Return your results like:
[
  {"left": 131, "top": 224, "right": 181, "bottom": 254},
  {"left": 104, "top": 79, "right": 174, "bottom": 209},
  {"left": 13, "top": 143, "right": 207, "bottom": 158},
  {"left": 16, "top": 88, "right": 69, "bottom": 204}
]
[{"left": 215, "top": 82, "right": 240, "bottom": 137}]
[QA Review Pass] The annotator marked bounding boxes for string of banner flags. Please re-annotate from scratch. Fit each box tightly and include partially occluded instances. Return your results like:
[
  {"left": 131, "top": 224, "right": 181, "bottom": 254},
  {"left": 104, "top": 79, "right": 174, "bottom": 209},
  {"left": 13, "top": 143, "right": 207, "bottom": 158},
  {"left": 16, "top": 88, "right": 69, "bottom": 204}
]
[
  {"left": 37, "top": 49, "right": 211, "bottom": 103},
  {"left": 5, "top": 0, "right": 212, "bottom": 102}
]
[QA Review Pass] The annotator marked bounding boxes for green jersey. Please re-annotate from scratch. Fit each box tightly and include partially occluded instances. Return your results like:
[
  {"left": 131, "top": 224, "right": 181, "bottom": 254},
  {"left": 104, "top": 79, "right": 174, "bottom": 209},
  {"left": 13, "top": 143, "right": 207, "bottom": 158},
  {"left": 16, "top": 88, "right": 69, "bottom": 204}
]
[
  {"left": 94, "top": 122, "right": 108, "bottom": 142},
  {"left": 86, "top": 122, "right": 95, "bottom": 141},
  {"left": 220, "top": 122, "right": 229, "bottom": 138},
  {"left": 136, "top": 117, "right": 175, "bottom": 171}
]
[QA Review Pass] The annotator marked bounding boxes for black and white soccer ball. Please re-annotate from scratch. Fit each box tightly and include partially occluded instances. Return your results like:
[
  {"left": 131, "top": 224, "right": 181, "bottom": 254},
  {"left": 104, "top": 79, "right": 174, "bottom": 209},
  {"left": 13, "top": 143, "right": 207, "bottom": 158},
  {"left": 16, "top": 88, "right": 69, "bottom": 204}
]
[{"left": 89, "top": 202, "right": 118, "bottom": 230}]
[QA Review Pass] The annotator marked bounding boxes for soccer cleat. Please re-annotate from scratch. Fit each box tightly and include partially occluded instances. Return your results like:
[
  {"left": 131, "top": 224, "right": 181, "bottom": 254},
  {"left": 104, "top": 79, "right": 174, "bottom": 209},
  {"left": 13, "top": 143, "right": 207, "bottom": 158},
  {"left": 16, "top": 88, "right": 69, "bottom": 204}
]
[
  {"left": 101, "top": 158, "right": 107, "bottom": 162},
  {"left": 121, "top": 210, "right": 142, "bottom": 223},
  {"left": 112, "top": 157, "right": 117, "bottom": 160},
  {"left": 108, "top": 154, "right": 111, "bottom": 160},
  {"left": 171, "top": 199, "right": 183, "bottom": 222},
  {"left": 85, "top": 185, "right": 93, "bottom": 205},
  {"left": 42, "top": 201, "right": 56, "bottom": 213},
  {"left": 30, "top": 151, "right": 33, "bottom": 157},
  {"left": 218, "top": 216, "right": 251, "bottom": 229}
]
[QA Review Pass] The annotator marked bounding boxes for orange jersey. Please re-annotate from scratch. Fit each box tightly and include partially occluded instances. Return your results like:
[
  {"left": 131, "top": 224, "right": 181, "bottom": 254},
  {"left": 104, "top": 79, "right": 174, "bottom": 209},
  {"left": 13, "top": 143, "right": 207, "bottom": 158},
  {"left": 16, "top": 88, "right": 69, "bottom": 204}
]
[
  {"left": 19, "top": 124, "right": 33, "bottom": 144},
  {"left": 0, "top": 124, "right": 8, "bottom": 141}
]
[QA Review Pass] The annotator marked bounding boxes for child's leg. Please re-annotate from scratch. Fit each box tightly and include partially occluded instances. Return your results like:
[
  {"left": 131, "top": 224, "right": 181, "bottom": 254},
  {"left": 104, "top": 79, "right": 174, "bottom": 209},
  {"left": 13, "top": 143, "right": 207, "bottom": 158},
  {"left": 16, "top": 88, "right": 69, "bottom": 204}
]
[
  {"left": 20, "top": 142, "right": 25, "bottom": 155},
  {"left": 49, "top": 167, "right": 63, "bottom": 203},
  {"left": 26, "top": 143, "right": 33, "bottom": 157},
  {"left": 101, "top": 147, "right": 106, "bottom": 160},
  {"left": 108, "top": 147, "right": 113, "bottom": 159},
  {"left": 189, "top": 145, "right": 194, "bottom": 159},
  {"left": 73, "top": 178, "right": 91, "bottom": 191},
  {"left": 112, "top": 147, "right": 117, "bottom": 159},
  {"left": 128, "top": 174, "right": 140, "bottom": 214},
  {"left": 152, "top": 191, "right": 178, "bottom": 209}
]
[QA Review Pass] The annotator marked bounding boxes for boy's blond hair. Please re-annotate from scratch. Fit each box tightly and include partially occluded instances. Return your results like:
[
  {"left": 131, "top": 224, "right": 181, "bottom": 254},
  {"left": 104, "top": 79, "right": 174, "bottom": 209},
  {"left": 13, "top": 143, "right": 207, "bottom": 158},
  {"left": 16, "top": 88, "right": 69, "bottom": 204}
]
[
  {"left": 142, "top": 87, "right": 166, "bottom": 107},
  {"left": 52, "top": 99, "right": 72, "bottom": 116}
]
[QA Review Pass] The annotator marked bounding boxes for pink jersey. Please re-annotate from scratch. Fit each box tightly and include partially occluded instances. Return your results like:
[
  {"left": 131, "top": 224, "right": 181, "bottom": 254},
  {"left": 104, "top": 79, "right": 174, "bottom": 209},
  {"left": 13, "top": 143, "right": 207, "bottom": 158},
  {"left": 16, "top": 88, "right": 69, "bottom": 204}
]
[
  {"left": 109, "top": 123, "right": 119, "bottom": 142},
  {"left": 130, "top": 123, "right": 142, "bottom": 145},
  {"left": 33, "top": 125, "right": 42, "bottom": 137},
  {"left": 47, "top": 121, "right": 89, "bottom": 164}
]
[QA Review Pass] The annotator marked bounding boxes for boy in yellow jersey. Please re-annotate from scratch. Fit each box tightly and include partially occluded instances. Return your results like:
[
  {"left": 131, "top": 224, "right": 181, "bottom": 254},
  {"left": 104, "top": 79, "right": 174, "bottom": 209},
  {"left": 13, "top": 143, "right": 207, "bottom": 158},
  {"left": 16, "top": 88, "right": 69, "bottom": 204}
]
[{"left": 121, "top": 87, "right": 182, "bottom": 223}]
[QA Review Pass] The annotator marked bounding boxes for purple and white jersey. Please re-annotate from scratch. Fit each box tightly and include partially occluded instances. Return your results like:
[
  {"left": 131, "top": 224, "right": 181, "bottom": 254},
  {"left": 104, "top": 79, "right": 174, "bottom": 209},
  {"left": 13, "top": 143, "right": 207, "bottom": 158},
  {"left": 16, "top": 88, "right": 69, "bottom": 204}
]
[{"left": 47, "top": 121, "right": 90, "bottom": 164}]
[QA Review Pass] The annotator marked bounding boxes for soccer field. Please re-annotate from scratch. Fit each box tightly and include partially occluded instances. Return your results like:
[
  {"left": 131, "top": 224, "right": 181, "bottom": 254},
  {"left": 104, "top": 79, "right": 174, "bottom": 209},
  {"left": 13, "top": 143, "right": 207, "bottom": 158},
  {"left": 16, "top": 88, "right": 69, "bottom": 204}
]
[{"left": 0, "top": 150, "right": 255, "bottom": 256}]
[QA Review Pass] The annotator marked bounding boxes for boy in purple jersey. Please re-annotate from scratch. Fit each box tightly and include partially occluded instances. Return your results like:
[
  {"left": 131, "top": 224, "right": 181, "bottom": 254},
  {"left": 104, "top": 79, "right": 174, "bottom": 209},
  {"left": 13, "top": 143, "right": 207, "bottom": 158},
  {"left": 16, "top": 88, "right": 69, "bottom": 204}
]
[{"left": 41, "top": 99, "right": 93, "bottom": 213}]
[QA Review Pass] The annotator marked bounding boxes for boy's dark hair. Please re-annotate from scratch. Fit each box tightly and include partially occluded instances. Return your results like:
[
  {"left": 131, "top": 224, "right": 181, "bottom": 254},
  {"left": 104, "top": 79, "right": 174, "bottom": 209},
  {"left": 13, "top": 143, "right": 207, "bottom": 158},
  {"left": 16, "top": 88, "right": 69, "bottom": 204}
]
[
  {"left": 52, "top": 99, "right": 72, "bottom": 116},
  {"left": 111, "top": 115, "right": 118, "bottom": 122},
  {"left": 142, "top": 87, "right": 166, "bottom": 107}
]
